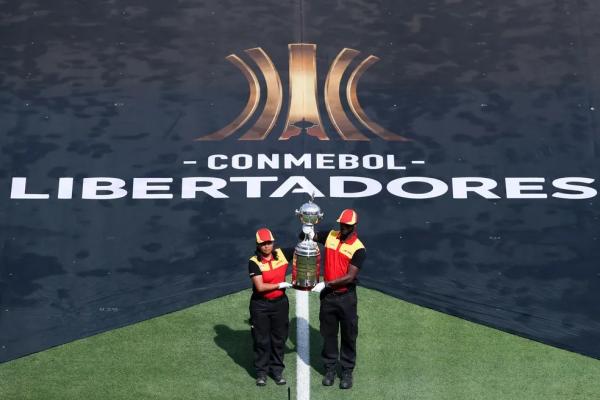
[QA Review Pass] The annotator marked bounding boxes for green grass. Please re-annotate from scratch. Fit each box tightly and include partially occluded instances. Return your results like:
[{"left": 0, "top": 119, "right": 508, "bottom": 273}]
[{"left": 1, "top": 287, "right": 600, "bottom": 399}]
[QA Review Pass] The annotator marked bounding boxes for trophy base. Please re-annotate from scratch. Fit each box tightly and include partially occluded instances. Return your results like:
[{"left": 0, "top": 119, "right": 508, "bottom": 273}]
[{"left": 292, "top": 284, "right": 315, "bottom": 291}]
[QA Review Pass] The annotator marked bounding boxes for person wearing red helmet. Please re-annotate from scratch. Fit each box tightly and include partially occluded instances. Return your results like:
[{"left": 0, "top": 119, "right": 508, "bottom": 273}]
[
  {"left": 310, "top": 209, "right": 366, "bottom": 390},
  {"left": 248, "top": 228, "right": 294, "bottom": 387}
]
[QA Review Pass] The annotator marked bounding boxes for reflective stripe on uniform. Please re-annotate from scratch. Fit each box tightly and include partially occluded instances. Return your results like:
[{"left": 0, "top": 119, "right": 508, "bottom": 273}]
[
  {"left": 250, "top": 248, "right": 289, "bottom": 272},
  {"left": 249, "top": 248, "right": 289, "bottom": 299},
  {"left": 324, "top": 230, "right": 364, "bottom": 282}
]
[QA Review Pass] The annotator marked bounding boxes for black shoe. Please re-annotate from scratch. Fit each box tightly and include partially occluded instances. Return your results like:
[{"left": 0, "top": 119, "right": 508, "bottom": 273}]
[
  {"left": 322, "top": 369, "right": 336, "bottom": 386},
  {"left": 271, "top": 374, "right": 287, "bottom": 385},
  {"left": 339, "top": 370, "right": 353, "bottom": 389},
  {"left": 256, "top": 374, "right": 267, "bottom": 386}
]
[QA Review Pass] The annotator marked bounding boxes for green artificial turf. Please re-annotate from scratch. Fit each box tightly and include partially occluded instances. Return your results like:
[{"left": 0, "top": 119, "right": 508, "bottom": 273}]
[{"left": 1, "top": 287, "right": 600, "bottom": 400}]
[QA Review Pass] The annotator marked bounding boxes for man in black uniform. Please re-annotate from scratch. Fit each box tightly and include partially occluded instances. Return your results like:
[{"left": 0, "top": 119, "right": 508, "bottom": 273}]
[{"left": 310, "top": 209, "right": 366, "bottom": 390}]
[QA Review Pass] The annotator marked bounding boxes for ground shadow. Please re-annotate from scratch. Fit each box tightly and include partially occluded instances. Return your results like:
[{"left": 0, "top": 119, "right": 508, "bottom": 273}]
[
  {"left": 213, "top": 323, "right": 256, "bottom": 378},
  {"left": 213, "top": 317, "right": 325, "bottom": 378}
]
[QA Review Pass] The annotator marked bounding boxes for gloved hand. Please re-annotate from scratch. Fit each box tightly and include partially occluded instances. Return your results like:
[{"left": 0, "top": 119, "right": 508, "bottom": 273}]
[
  {"left": 311, "top": 282, "right": 326, "bottom": 293},
  {"left": 302, "top": 226, "right": 315, "bottom": 241},
  {"left": 278, "top": 282, "right": 293, "bottom": 289}
]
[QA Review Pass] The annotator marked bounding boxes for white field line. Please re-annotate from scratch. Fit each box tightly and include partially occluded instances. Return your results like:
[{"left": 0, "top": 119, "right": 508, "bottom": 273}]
[{"left": 296, "top": 290, "right": 310, "bottom": 400}]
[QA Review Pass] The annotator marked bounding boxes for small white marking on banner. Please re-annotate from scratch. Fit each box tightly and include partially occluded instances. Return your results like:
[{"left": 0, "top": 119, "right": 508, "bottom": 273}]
[
  {"left": 183, "top": 161, "right": 197, "bottom": 165},
  {"left": 411, "top": 160, "right": 425, "bottom": 164}
]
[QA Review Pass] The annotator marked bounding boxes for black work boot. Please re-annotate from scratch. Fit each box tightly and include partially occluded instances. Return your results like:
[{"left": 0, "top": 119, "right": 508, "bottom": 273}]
[
  {"left": 339, "top": 369, "right": 353, "bottom": 389},
  {"left": 322, "top": 369, "right": 336, "bottom": 386},
  {"left": 271, "top": 373, "right": 287, "bottom": 385},
  {"left": 256, "top": 373, "right": 267, "bottom": 386}
]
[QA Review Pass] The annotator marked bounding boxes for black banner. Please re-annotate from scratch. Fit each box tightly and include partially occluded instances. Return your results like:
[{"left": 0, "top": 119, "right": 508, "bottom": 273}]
[{"left": 1, "top": 0, "right": 600, "bottom": 362}]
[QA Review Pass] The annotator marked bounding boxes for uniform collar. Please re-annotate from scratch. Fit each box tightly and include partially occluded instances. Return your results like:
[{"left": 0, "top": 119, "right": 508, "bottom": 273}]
[
  {"left": 261, "top": 252, "right": 274, "bottom": 262},
  {"left": 336, "top": 231, "right": 358, "bottom": 244}
]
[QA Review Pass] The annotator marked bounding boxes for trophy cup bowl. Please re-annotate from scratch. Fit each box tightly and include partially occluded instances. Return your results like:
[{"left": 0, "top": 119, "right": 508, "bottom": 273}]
[
  {"left": 293, "top": 240, "right": 321, "bottom": 290},
  {"left": 296, "top": 201, "right": 324, "bottom": 226},
  {"left": 292, "top": 198, "right": 323, "bottom": 290}
]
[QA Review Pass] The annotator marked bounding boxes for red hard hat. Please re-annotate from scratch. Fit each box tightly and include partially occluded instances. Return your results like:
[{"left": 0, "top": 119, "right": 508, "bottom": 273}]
[
  {"left": 256, "top": 228, "right": 275, "bottom": 244},
  {"left": 336, "top": 209, "right": 358, "bottom": 225}
]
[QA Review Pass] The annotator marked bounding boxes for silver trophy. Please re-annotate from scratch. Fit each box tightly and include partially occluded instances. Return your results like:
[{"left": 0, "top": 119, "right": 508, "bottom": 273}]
[{"left": 292, "top": 195, "right": 324, "bottom": 290}]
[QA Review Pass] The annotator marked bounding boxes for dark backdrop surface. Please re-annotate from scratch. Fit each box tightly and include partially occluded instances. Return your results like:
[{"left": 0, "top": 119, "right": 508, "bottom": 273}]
[{"left": 1, "top": 0, "right": 599, "bottom": 362}]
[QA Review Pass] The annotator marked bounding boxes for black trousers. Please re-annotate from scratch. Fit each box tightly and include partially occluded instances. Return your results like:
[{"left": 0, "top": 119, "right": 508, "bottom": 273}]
[
  {"left": 319, "top": 289, "right": 358, "bottom": 371},
  {"left": 249, "top": 295, "right": 289, "bottom": 376}
]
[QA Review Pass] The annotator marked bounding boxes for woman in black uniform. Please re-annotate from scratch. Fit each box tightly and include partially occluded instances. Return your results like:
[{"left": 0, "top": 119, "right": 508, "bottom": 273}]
[{"left": 248, "top": 228, "right": 294, "bottom": 386}]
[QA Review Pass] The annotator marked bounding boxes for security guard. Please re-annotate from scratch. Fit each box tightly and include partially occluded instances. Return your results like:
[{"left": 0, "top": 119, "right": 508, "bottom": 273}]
[
  {"left": 311, "top": 209, "right": 366, "bottom": 390},
  {"left": 248, "top": 228, "right": 293, "bottom": 386}
]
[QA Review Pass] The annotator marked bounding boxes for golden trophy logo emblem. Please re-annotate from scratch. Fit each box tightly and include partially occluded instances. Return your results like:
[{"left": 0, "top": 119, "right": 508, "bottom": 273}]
[{"left": 195, "top": 43, "right": 410, "bottom": 141}]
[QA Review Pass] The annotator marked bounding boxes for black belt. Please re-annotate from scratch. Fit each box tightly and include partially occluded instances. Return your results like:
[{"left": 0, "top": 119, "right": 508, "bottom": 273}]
[
  {"left": 252, "top": 294, "right": 288, "bottom": 302},
  {"left": 324, "top": 286, "right": 355, "bottom": 297}
]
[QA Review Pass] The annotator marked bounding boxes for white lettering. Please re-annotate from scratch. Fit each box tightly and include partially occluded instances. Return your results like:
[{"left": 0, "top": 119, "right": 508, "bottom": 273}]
[
  {"left": 10, "top": 177, "right": 50, "bottom": 199},
  {"left": 387, "top": 177, "right": 449, "bottom": 199},
  {"left": 330, "top": 176, "right": 382, "bottom": 198},
  {"left": 338, "top": 154, "right": 359, "bottom": 170},
  {"left": 132, "top": 178, "right": 173, "bottom": 199},
  {"left": 284, "top": 153, "right": 311, "bottom": 169},
  {"left": 552, "top": 177, "right": 597, "bottom": 199},
  {"left": 257, "top": 154, "right": 280, "bottom": 170},
  {"left": 363, "top": 155, "right": 384, "bottom": 169},
  {"left": 207, "top": 154, "right": 228, "bottom": 170},
  {"left": 316, "top": 154, "right": 335, "bottom": 169},
  {"left": 230, "top": 176, "right": 278, "bottom": 198},
  {"left": 231, "top": 154, "right": 253, "bottom": 170},
  {"left": 505, "top": 178, "right": 547, "bottom": 199},
  {"left": 270, "top": 176, "right": 324, "bottom": 198},
  {"left": 181, "top": 177, "right": 228, "bottom": 198},
  {"left": 82, "top": 178, "right": 127, "bottom": 200},
  {"left": 386, "top": 154, "right": 405, "bottom": 170},
  {"left": 58, "top": 178, "right": 74, "bottom": 199},
  {"left": 452, "top": 177, "right": 500, "bottom": 199}
]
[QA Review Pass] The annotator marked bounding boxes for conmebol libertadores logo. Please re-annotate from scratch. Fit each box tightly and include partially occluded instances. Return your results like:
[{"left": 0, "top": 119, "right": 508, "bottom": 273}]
[
  {"left": 6, "top": 43, "right": 597, "bottom": 201},
  {"left": 195, "top": 43, "right": 409, "bottom": 141}
]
